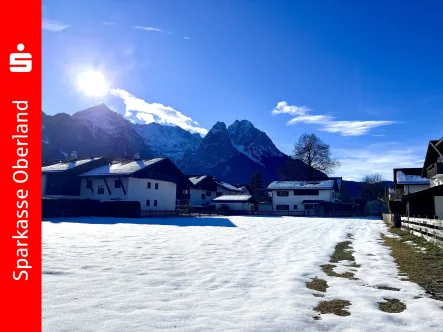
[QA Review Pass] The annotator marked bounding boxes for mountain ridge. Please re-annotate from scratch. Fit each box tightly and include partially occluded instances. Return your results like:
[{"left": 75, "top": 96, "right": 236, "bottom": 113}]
[{"left": 42, "top": 104, "right": 327, "bottom": 183}]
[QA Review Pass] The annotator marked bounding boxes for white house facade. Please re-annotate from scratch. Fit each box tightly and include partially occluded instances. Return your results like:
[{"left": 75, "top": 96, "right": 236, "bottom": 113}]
[
  {"left": 80, "top": 157, "right": 188, "bottom": 211},
  {"left": 188, "top": 176, "right": 242, "bottom": 208},
  {"left": 212, "top": 195, "right": 255, "bottom": 211},
  {"left": 267, "top": 180, "right": 338, "bottom": 212}
]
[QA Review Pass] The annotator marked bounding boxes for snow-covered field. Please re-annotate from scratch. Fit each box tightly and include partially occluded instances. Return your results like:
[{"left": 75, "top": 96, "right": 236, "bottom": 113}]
[{"left": 43, "top": 216, "right": 443, "bottom": 332}]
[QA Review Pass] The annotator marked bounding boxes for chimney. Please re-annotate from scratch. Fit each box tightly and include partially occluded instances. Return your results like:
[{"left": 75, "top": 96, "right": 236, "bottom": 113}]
[
  {"left": 134, "top": 152, "right": 141, "bottom": 160},
  {"left": 70, "top": 151, "right": 78, "bottom": 161}
]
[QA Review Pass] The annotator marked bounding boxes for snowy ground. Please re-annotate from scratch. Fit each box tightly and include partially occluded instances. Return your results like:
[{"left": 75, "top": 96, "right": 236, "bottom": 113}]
[{"left": 43, "top": 216, "right": 443, "bottom": 332}]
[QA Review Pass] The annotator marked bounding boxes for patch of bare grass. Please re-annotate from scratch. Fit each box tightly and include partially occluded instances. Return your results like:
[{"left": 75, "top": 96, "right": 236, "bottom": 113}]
[
  {"left": 306, "top": 277, "right": 328, "bottom": 293},
  {"left": 378, "top": 298, "right": 406, "bottom": 313},
  {"left": 321, "top": 264, "right": 355, "bottom": 279},
  {"left": 314, "top": 299, "right": 351, "bottom": 316},
  {"left": 376, "top": 286, "right": 400, "bottom": 291},
  {"left": 383, "top": 229, "right": 443, "bottom": 301},
  {"left": 330, "top": 241, "right": 355, "bottom": 263}
]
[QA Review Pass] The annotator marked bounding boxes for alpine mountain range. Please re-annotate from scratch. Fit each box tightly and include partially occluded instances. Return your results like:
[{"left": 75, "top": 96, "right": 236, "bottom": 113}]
[{"left": 42, "top": 104, "right": 327, "bottom": 184}]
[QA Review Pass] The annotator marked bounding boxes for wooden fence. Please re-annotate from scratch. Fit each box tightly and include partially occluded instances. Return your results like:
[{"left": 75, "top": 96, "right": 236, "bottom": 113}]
[
  {"left": 400, "top": 217, "right": 443, "bottom": 248},
  {"left": 141, "top": 209, "right": 369, "bottom": 218}
]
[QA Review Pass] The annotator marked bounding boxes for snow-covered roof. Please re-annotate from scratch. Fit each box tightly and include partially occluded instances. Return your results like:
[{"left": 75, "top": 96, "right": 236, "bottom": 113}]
[
  {"left": 188, "top": 175, "right": 209, "bottom": 185},
  {"left": 267, "top": 180, "right": 335, "bottom": 190},
  {"left": 212, "top": 195, "right": 253, "bottom": 202},
  {"left": 80, "top": 158, "right": 164, "bottom": 176},
  {"left": 42, "top": 158, "right": 100, "bottom": 173},
  {"left": 396, "top": 171, "right": 430, "bottom": 185},
  {"left": 215, "top": 180, "right": 242, "bottom": 192}
]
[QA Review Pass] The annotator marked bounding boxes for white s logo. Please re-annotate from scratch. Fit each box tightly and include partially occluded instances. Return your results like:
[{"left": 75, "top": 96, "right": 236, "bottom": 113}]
[{"left": 10, "top": 43, "right": 32, "bottom": 73}]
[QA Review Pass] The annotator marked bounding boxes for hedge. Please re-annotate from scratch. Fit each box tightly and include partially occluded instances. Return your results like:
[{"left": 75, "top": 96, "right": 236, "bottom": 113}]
[{"left": 42, "top": 198, "right": 141, "bottom": 218}]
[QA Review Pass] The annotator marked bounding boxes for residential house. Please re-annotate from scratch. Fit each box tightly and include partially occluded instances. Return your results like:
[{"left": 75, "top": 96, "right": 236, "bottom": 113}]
[
  {"left": 402, "top": 138, "right": 443, "bottom": 218},
  {"left": 393, "top": 168, "right": 430, "bottom": 196},
  {"left": 79, "top": 156, "right": 191, "bottom": 211},
  {"left": 188, "top": 175, "right": 242, "bottom": 208},
  {"left": 42, "top": 152, "right": 108, "bottom": 198},
  {"left": 212, "top": 195, "right": 256, "bottom": 212},
  {"left": 267, "top": 180, "right": 341, "bottom": 214}
]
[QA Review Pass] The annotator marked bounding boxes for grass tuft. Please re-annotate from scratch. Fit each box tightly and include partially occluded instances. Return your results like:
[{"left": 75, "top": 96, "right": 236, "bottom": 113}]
[
  {"left": 330, "top": 241, "right": 355, "bottom": 262},
  {"left": 306, "top": 277, "right": 328, "bottom": 292},
  {"left": 376, "top": 286, "right": 400, "bottom": 291},
  {"left": 321, "top": 264, "right": 355, "bottom": 279},
  {"left": 378, "top": 298, "right": 406, "bottom": 313},
  {"left": 314, "top": 299, "right": 351, "bottom": 316}
]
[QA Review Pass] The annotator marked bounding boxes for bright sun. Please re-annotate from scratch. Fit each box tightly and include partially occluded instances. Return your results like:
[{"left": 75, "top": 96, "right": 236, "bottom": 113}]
[{"left": 77, "top": 70, "right": 108, "bottom": 97}]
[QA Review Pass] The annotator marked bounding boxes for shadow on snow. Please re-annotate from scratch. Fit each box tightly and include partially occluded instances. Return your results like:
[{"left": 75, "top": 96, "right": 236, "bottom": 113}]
[{"left": 43, "top": 216, "right": 237, "bottom": 227}]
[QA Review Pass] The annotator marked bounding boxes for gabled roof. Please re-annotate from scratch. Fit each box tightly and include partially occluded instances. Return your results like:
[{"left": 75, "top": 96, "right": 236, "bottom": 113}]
[
  {"left": 212, "top": 195, "right": 253, "bottom": 203},
  {"left": 188, "top": 175, "right": 210, "bottom": 186},
  {"left": 421, "top": 138, "right": 443, "bottom": 178},
  {"left": 80, "top": 158, "right": 164, "bottom": 176},
  {"left": 267, "top": 180, "right": 335, "bottom": 190},
  {"left": 214, "top": 180, "right": 242, "bottom": 192},
  {"left": 396, "top": 170, "right": 429, "bottom": 185},
  {"left": 327, "top": 177, "right": 342, "bottom": 191},
  {"left": 42, "top": 158, "right": 101, "bottom": 173}
]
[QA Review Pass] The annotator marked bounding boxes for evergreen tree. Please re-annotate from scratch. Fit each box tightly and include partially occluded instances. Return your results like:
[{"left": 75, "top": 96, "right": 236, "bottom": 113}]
[{"left": 249, "top": 172, "right": 264, "bottom": 199}]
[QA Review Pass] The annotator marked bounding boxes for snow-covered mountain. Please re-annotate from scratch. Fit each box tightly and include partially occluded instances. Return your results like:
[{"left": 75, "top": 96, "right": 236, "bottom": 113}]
[
  {"left": 133, "top": 123, "right": 202, "bottom": 165},
  {"left": 181, "top": 120, "right": 326, "bottom": 183},
  {"left": 228, "top": 120, "right": 284, "bottom": 165},
  {"left": 42, "top": 104, "right": 326, "bottom": 183},
  {"left": 72, "top": 104, "right": 147, "bottom": 154}
]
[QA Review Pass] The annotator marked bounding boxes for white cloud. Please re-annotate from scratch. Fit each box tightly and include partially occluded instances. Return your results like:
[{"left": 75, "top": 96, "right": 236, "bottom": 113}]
[
  {"left": 102, "top": 21, "right": 115, "bottom": 26},
  {"left": 110, "top": 88, "right": 208, "bottom": 135},
  {"left": 272, "top": 101, "right": 396, "bottom": 136},
  {"left": 272, "top": 102, "right": 312, "bottom": 116},
  {"left": 320, "top": 120, "right": 395, "bottom": 136},
  {"left": 331, "top": 145, "right": 424, "bottom": 181},
  {"left": 184, "top": 36, "right": 191, "bottom": 40},
  {"left": 134, "top": 26, "right": 165, "bottom": 33},
  {"left": 42, "top": 18, "right": 69, "bottom": 32},
  {"left": 287, "top": 115, "right": 332, "bottom": 125}
]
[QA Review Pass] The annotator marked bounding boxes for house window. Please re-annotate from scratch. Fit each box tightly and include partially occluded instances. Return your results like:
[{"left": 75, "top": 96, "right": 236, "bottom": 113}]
[
  {"left": 147, "top": 182, "right": 151, "bottom": 189},
  {"left": 206, "top": 191, "right": 211, "bottom": 196},
  {"left": 155, "top": 183, "right": 159, "bottom": 190},
  {"left": 305, "top": 204, "right": 315, "bottom": 210},
  {"left": 86, "top": 180, "right": 92, "bottom": 189},
  {"left": 146, "top": 200, "right": 150, "bottom": 207},
  {"left": 294, "top": 189, "right": 319, "bottom": 196},
  {"left": 154, "top": 200, "right": 158, "bottom": 207},
  {"left": 201, "top": 194, "right": 206, "bottom": 200},
  {"left": 182, "top": 189, "right": 189, "bottom": 195},
  {"left": 115, "top": 180, "right": 121, "bottom": 188},
  {"left": 277, "top": 191, "right": 289, "bottom": 197},
  {"left": 276, "top": 204, "right": 289, "bottom": 211},
  {"left": 294, "top": 205, "right": 297, "bottom": 210},
  {"left": 216, "top": 192, "right": 223, "bottom": 197},
  {"left": 98, "top": 185, "right": 105, "bottom": 195}
]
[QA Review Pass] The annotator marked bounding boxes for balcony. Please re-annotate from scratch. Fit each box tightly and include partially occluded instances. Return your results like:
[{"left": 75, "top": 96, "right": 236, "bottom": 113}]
[{"left": 426, "top": 162, "right": 443, "bottom": 178}]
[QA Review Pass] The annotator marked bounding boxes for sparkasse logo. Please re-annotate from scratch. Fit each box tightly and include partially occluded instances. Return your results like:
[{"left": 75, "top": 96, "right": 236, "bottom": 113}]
[{"left": 10, "top": 43, "right": 32, "bottom": 72}]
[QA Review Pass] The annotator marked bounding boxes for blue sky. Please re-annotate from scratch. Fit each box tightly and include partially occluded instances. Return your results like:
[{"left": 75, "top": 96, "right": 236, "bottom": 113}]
[{"left": 42, "top": 0, "right": 443, "bottom": 181}]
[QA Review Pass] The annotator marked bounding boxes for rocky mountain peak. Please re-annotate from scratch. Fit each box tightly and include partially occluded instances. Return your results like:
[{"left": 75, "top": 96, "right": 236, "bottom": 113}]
[{"left": 42, "top": 105, "right": 321, "bottom": 183}]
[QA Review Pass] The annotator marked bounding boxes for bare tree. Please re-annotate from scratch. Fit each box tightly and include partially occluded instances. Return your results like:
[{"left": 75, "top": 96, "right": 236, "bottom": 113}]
[
  {"left": 361, "top": 173, "right": 386, "bottom": 214},
  {"left": 293, "top": 133, "right": 340, "bottom": 177},
  {"left": 362, "top": 174, "right": 384, "bottom": 184}
]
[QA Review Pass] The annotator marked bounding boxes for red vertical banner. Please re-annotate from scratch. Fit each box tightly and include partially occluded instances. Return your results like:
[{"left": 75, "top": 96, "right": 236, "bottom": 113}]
[{"left": 0, "top": 1, "right": 42, "bottom": 331}]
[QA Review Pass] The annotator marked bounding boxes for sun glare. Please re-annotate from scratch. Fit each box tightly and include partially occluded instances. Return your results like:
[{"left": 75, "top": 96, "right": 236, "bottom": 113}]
[{"left": 77, "top": 70, "right": 108, "bottom": 97}]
